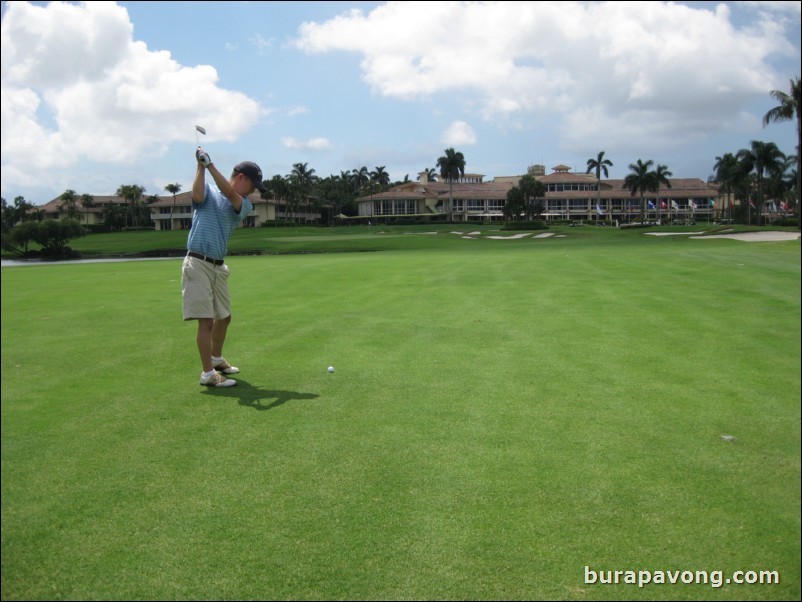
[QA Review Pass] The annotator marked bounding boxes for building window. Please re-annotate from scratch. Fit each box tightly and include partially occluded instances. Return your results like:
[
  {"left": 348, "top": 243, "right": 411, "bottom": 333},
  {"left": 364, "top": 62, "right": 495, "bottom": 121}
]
[{"left": 373, "top": 200, "right": 416, "bottom": 215}]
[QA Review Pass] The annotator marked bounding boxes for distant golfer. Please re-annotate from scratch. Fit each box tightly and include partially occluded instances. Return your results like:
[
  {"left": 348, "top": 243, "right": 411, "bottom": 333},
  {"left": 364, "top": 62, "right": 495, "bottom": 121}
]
[{"left": 182, "top": 146, "right": 266, "bottom": 387}]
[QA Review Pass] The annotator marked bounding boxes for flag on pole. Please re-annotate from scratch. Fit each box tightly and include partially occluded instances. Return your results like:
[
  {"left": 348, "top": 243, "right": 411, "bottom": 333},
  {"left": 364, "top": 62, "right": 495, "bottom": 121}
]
[
  {"left": 648, "top": 200, "right": 655, "bottom": 210},
  {"left": 688, "top": 199, "right": 697, "bottom": 210},
  {"left": 660, "top": 200, "right": 667, "bottom": 209},
  {"left": 596, "top": 204, "right": 605, "bottom": 215},
  {"left": 671, "top": 200, "right": 679, "bottom": 210},
  {"left": 708, "top": 199, "right": 715, "bottom": 208},
  {"left": 749, "top": 200, "right": 756, "bottom": 209}
]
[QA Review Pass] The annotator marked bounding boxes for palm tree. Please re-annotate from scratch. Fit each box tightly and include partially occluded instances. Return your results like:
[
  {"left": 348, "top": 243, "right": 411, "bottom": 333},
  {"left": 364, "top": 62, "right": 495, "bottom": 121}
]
[
  {"left": 80, "top": 193, "right": 94, "bottom": 226},
  {"left": 436, "top": 148, "right": 466, "bottom": 222},
  {"left": 115, "top": 184, "right": 145, "bottom": 228},
  {"left": 164, "top": 183, "right": 182, "bottom": 230},
  {"left": 714, "top": 153, "right": 740, "bottom": 221},
  {"left": 586, "top": 151, "right": 613, "bottom": 217},
  {"left": 652, "top": 164, "right": 672, "bottom": 223},
  {"left": 504, "top": 186, "right": 525, "bottom": 221},
  {"left": 418, "top": 167, "right": 437, "bottom": 182},
  {"left": 518, "top": 173, "right": 547, "bottom": 220},
  {"left": 737, "top": 141, "right": 785, "bottom": 224},
  {"left": 351, "top": 166, "right": 370, "bottom": 194},
  {"left": 59, "top": 189, "right": 79, "bottom": 220},
  {"left": 370, "top": 165, "right": 390, "bottom": 189},
  {"left": 623, "top": 159, "right": 655, "bottom": 221},
  {"left": 763, "top": 76, "right": 800, "bottom": 222},
  {"left": 266, "top": 174, "right": 292, "bottom": 224},
  {"left": 290, "top": 162, "right": 317, "bottom": 223}
]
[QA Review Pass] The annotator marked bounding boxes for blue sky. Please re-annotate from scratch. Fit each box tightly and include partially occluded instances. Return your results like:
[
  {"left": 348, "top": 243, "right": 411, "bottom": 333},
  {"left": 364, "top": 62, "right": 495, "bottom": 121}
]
[{"left": 1, "top": 1, "right": 800, "bottom": 205}]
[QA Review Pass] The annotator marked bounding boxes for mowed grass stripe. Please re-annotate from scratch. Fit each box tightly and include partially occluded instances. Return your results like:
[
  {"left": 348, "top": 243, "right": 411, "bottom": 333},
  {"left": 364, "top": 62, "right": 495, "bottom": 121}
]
[{"left": 2, "top": 235, "right": 799, "bottom": 600}]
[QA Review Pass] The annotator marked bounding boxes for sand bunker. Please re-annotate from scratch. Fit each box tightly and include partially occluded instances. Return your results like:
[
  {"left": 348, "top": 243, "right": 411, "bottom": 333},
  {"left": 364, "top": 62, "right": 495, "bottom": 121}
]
[
  {"left": 646, "top": 231, "right": 799, "bottom": 242},
  {"left": 690, "top": 231, "right": 800, "bottom": 242}
]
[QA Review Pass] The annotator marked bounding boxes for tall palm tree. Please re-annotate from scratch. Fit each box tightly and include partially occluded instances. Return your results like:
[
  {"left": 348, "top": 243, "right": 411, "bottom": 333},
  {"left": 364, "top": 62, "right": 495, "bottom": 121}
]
[
  {"left": 266, "top": 174, "right": 291, "bottom": 225},
  {"left": 80, "top": 193, "right": 94, "bottom": 226},
  {"left": 652, "top": 164, "right": 672, "bottom": 223},
  {"left": 59, "top": 189, "right": 79, "bottom": 220},
  {"left": 370, "top": 165, "right": 390, "bottom": 189},
  {"left": 737, "top": 141, "right": 785, "bottom": 224},
  {"left": 164, "top": 183, "right": 182, "bottom": 230},
  {"left": 290, "top": 162, "right": 317, "bottom": 223},
  {"left": 714, "top": 153, "right": 739, "bottom": 220},
  {"left": 763, "top": 76, "right": 800, "bottom": 222},
  {"left": 351, "top": 166, "right": 370, "bottom": 194},
  {"left": 623, "top": 159, "right": 655, "bottom": 221},
  {"left": 436, "top": 148, "right": 466, "bottom": 222},
  {"left": 586, "top": 151, "right": 613, "bottom": 217},
  {"left": 115, "top": 184, "right": 145, "bottom": 228}
]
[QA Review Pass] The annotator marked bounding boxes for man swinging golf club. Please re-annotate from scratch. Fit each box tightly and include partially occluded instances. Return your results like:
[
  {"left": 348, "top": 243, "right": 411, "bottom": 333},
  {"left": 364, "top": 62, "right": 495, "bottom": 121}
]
[{"left": 182, "top": 135, "right": 266, "bottom": 387}]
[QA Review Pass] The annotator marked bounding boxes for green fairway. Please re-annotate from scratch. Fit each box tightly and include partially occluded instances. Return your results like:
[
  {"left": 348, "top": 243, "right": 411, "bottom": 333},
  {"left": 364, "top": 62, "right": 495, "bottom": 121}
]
[{"left": 2, "top": 230, "right": 800, "bottom": 600}]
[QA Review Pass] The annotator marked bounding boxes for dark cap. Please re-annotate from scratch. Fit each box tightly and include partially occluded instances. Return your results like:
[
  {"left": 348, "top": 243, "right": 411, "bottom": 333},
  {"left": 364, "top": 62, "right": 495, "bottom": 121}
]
[{"left": 234, "top": 161, "right": 266, "bottom": 192}]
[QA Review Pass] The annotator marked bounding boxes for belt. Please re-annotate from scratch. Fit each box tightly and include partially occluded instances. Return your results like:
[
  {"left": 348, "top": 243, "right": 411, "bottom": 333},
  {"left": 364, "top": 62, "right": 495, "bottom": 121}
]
[{"left": 187, "top": 251, "right": 224, "bottom": 266}]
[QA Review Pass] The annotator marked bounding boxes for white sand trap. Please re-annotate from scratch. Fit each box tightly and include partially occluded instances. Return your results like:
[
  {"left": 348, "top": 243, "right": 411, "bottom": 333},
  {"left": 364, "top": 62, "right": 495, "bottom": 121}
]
[
  {"left": 691, "top": 231, "right": 800, "bottom": 242},
  {"left": 645, "top": 230, "right": 799, "bottom": 242},
  {"left": 486, "top": 233, "right": 532, "bottom": 239},
  {"left": 533, "top": 232, "right": 555, "bottom": 238}
]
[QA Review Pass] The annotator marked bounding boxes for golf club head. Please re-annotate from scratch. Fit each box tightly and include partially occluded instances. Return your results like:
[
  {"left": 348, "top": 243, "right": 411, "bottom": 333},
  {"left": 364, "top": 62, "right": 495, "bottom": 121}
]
[{"left": 195, "top": 125, "right": 206, "bottom": 146}]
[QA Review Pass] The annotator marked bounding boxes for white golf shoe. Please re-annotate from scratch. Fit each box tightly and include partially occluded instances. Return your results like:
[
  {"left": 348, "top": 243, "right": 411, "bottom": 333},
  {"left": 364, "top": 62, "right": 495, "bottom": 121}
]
[
  {"left": 212, "top": 357, "right": 240, "bottom": 375},
  {"left": 200, "top": 371, "right": 236, "bottom": 387}
]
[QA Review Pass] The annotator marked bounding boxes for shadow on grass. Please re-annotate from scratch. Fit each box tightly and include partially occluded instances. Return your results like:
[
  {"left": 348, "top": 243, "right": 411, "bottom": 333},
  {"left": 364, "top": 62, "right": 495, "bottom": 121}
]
[{"left": 201, "top": 378, "right": 319, "bottom": 410}]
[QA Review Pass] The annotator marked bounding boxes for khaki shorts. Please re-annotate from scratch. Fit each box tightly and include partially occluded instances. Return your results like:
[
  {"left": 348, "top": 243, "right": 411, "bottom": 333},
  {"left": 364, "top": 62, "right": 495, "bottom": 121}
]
[{"left": 182, "top": 255, "right": 231, "bottom": 320}]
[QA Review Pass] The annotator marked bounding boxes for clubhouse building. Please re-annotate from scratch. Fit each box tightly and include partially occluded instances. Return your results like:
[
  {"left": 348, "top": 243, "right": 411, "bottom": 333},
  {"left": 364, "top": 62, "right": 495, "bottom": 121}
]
[
  {"left": 354, "top": 164, "right": 723, "bottom": 223},
  {"left": 35, "top": 163, "right": 731, "bottom": 228}
]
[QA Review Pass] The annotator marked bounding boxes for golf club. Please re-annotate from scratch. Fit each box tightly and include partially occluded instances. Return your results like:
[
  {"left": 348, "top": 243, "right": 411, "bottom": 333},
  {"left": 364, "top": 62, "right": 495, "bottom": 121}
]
[{"left": 195, "top": 124, "right": 206, "bottom": 147}]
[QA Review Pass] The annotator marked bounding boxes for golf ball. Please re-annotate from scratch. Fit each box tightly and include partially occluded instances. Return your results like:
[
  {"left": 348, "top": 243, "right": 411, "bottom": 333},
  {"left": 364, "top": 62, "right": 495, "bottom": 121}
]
[{"left": 328, "top": 366, "right": 335, "bottom": 373}]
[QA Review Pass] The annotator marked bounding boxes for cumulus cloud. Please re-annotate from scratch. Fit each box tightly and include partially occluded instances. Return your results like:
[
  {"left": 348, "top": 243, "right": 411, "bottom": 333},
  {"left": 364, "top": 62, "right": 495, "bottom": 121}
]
[
  {"left": 282, "top": 137, "right": 333, "bottom": 152},
  {"left": 442, "top": 121, "right": 477, "bottom": 147},
  {"left": 1, "top": 1, "right": 261, "bottom": 192},
  {"left": 294, "top": 1, "right": 798, "bottom": 152}
]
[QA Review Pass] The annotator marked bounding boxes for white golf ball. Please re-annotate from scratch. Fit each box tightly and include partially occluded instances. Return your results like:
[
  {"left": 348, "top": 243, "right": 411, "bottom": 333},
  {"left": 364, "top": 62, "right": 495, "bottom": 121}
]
[{"left": 328, "top": 366, "right": 335, "bottom": 373}]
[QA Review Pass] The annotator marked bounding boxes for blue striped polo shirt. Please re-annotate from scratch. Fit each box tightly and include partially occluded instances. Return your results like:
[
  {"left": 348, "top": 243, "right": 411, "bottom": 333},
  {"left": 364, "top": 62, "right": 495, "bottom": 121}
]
[{"left": 186, "top": 183, "right": 253, "bottom": 260}]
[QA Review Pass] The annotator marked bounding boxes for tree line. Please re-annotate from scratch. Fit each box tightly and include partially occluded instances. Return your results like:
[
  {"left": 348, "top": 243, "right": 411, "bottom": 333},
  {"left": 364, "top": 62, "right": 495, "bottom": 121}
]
[{"left": 2, "top": 76, "right": 799, "bottom": 247}]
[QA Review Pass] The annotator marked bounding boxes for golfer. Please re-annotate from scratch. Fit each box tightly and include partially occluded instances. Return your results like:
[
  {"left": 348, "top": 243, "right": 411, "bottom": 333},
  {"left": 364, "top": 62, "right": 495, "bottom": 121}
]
[{"left": 182, "top": 146, "right": 265, "bottom": 387}]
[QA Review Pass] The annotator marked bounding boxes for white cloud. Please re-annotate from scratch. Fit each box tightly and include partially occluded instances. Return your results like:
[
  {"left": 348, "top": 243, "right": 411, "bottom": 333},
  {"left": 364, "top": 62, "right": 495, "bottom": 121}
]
[
  {"left": 295, "top": 1, "right": 797, "bottom": 149},
  {"left": 286, "top": 105, "right": 310, "bottom": 117},
  {"left": 249, "top": 33, "right": 274, "bottom": 54},
  {"left": 442, "top": 121, "right": 477, "bottom": 147},
  {"left": 282, "top": 137, "right": 333, "bottom": 152},
  {"left": 0, "top": 1, "right": 261, "bottom": 194}
]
